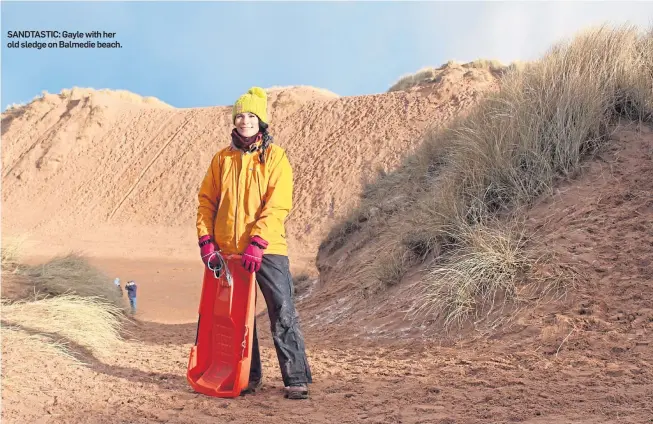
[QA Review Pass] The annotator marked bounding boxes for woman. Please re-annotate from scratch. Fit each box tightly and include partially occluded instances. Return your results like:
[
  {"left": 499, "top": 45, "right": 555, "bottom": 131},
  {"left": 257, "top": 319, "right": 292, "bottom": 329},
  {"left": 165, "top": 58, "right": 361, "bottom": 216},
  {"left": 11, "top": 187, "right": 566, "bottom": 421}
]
[{"left": 196, "top": 87, "right": 312, "bottom": 400}]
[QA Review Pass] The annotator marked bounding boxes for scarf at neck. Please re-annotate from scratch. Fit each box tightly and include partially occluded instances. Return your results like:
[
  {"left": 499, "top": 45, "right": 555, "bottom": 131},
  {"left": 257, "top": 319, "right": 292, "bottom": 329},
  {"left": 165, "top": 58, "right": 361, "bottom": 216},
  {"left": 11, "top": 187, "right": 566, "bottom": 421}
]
[{"left": 231, "top": 129, "right": 262, "bottom": 152}]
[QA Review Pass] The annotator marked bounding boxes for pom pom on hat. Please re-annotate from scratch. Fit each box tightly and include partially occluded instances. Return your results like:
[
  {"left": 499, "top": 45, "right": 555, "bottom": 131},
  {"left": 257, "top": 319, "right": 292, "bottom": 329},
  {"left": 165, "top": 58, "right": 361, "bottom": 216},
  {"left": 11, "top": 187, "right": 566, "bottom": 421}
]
[
  {"left": 233, "top": 86, "right": 268, "bottom": 124},
  {"left": 248, "top": 87, "right": 267, "bottom": 99}
]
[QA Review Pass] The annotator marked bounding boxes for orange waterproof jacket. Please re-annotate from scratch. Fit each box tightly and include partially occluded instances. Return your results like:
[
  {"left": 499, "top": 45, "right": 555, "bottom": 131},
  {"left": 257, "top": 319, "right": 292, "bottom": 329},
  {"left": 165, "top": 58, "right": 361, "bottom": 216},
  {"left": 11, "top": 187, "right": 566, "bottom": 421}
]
[{"left": 196, "top": 142, "right": 293, "bottom": 256}]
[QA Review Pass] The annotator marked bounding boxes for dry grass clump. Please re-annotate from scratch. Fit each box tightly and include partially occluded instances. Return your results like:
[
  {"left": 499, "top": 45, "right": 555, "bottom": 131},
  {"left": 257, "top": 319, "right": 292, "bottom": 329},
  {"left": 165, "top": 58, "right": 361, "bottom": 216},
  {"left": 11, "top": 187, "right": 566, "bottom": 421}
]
[
  {"left": 387, "top": 58, "right": 521, "bottom": 92},
  {"left": 467, "top": 59, "right": 508, "bottom": 71},
  {"left": 406, "top": 220, "right": 531, "bottom": 326},
  {"left": 1, "top": 325, "right": 79, "bottom": 363},
  {"left": 388, "top": 66, "right": 446, "bottom": 92},
  {"left": 322, "top": 24, "right": 653, "bottom": 327},
  {"left": 1, "top": 235, "right": 28, "bottom": 274},
  {"left": 21, "top": 252, "right": 126, "bottom": 310},
  {"left": 2, "top": 294, "right": 125, "bottom": 360},
  {"left": 1, "top": 240, "right": 127, "bottom": 405}
]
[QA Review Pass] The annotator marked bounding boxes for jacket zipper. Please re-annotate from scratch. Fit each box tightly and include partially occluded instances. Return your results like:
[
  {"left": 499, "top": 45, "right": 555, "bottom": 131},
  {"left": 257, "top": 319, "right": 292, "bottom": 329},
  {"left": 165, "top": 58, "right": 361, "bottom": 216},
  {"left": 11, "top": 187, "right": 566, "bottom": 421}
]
[{"left": 234, "top": 151, "right": 241, "bottom": 251}]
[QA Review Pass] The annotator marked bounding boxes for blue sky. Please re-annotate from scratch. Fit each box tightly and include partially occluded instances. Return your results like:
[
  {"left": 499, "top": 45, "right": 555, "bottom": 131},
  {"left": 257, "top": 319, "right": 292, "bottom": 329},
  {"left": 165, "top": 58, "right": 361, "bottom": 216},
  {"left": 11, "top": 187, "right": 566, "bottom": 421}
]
[{"left": 2, "top": 1, "right": 653, "bottom": 110}]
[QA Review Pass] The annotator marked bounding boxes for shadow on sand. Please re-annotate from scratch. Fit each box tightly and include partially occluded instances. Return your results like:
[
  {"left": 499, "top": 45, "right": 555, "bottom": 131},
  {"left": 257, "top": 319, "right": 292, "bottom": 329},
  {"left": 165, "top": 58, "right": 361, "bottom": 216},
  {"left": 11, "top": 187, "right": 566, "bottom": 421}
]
[{"left": 1, "top": 321, "right": 194, "bottom": 393}]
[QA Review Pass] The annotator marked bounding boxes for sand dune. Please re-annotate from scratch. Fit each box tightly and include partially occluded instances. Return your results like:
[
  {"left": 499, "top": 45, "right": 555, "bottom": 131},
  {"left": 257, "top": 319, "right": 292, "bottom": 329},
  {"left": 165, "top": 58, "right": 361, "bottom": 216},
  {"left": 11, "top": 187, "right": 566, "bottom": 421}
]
[{"left": 1, "top": 68, "right": 499, "bottom": 271}]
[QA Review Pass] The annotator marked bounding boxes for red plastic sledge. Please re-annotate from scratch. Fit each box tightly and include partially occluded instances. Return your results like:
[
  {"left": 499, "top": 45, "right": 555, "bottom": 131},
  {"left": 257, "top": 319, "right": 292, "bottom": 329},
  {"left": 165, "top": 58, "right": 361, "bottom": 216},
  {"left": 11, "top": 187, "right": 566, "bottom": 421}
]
[{"left": 186, "top": 254, "right": 257, "bottom": 398}]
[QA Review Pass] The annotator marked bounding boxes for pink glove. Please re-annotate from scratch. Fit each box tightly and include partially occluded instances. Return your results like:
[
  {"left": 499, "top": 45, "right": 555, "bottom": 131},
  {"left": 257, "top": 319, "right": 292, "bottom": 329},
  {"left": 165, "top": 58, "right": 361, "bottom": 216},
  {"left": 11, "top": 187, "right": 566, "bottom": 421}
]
[
  {"left": 242, "top": 236, "right": 268, "bottom": 273},
  {"left": 199, "top": 235, "right": 219, "bottom": 268}
]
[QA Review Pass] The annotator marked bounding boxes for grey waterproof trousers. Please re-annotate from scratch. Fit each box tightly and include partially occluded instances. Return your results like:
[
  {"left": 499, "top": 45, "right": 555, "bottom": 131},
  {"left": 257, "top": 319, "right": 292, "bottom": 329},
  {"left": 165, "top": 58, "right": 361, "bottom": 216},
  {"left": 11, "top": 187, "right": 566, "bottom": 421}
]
[{"left": 249, "top": 254, "right": 313, "bottom": 386}]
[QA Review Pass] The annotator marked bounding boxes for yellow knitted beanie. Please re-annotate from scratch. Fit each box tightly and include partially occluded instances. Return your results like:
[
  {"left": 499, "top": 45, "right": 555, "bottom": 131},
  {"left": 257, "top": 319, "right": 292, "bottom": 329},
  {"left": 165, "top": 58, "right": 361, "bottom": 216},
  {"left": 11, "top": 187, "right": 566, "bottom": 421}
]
[{"left": 232, "top": 86, "right": 268, "bottom": 124}]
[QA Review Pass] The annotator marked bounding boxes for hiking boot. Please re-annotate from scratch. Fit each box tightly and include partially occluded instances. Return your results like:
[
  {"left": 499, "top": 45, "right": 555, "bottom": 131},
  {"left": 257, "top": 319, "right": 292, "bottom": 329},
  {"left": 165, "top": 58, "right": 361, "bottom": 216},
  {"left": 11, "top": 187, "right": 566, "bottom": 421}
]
[
  {"left": 240, "top": 378, "right": 263, "bottom": 395},
  {"left": 284, "top": 384, "right": 309, "bottom": 400}
]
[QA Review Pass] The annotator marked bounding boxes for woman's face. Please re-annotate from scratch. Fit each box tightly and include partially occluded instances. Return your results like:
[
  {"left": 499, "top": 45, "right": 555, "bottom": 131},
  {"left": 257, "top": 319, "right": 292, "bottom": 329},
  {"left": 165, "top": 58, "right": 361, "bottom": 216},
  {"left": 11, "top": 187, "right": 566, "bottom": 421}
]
[{"left": 234, "top": 112, "right": 260, "bottom": 138}]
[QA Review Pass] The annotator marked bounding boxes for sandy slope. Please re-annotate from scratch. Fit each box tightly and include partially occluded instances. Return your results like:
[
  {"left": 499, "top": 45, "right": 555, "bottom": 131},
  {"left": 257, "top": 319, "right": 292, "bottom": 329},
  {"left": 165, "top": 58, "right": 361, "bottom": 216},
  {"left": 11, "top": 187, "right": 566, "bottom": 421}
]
[
  {"left": 303, "top": 125, "right": 653, "bottom": 339},
  {"left": 1, "top": 70, "right": 497, "bottom": 274}
]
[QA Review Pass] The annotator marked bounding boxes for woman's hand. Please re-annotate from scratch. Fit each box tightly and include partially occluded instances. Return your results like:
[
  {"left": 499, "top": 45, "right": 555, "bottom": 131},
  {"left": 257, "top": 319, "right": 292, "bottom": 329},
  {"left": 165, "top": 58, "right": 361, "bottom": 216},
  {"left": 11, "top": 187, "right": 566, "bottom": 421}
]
[
  {"left": 242, "top": 236, "right": 268, "bottom": 273},
  {"left": 199, "top": 235, "right": 220, "bottom": 268}
]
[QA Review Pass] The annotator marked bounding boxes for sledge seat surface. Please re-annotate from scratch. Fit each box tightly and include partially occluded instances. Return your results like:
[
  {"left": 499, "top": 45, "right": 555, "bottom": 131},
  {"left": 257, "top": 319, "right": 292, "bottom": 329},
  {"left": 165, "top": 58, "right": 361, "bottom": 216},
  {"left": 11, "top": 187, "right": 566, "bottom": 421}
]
[{"left": 187, "top": 254, "right": 256, "bottom": 398}]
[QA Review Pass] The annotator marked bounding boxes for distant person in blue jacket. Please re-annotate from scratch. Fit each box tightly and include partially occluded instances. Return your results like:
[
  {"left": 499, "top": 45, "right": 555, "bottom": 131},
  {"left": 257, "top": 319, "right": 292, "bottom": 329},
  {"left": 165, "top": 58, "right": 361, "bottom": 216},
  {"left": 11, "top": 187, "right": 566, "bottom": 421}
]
[{"left": 125, "top": 280, "right": 137, "bottom": 314}]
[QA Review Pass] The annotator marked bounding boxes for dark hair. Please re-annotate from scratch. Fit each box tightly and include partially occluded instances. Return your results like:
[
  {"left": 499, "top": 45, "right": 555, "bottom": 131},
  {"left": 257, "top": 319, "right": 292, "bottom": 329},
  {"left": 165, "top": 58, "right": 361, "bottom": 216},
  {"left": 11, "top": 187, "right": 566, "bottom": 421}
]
[{"left": 258, "top": 121, "right": 273, "bottom": 164}]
